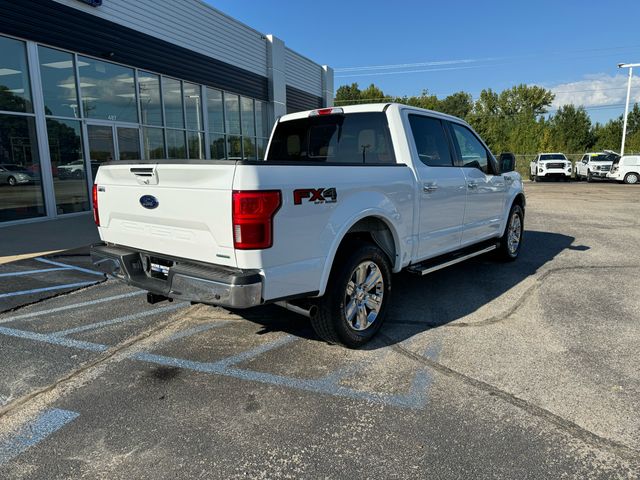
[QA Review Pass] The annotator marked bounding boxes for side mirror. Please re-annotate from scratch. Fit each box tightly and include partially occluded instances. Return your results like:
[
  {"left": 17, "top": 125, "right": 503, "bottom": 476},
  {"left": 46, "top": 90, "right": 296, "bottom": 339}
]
[{"left": 499, "top": 152, "right": 516, "bottom": 173}]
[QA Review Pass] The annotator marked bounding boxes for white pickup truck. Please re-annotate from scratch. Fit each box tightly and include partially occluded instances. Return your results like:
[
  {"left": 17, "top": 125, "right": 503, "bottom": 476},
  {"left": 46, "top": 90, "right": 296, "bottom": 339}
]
[
  {"left": 90, "top": 104, "right": 525, "bottom": 347},
  {"left": 575, "top": 151, "right": 618, "bottom": 182}
]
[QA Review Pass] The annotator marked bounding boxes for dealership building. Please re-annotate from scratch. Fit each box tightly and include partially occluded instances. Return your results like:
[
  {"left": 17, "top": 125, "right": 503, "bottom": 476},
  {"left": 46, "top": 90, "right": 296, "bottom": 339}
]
[{"left": 0, "top": 0, "right": 333, "bottom": 225}]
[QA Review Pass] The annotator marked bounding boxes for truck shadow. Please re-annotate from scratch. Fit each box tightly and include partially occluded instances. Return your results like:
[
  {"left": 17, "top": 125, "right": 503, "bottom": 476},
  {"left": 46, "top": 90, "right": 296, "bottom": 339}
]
[{"left": 236, "top": 230, "right": 580, "bottom": 349}]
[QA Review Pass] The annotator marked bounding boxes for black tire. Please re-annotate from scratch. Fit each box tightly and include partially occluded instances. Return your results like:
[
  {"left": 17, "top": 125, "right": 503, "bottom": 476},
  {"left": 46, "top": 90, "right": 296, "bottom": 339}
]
[
  {"left": 529, "top": 172, "right": 534, "bottom": 181},
  {"left": 496, "top": 204, "right": 524, "bottom": 262},
  {"left": 624, "top": 172, "right": 639, "bottom": 185},
  {"left": 7, "top": 176, "right": 16, "bottom": 186},
  {"left": 586, "top": 170, "right": 593, "bottom": 183},
  {"left": 534, "top": 174, "right": 542, "bottom": 182},
  {"left": 575, "top": 172, "right": 581, "bottom": 181},
  {"left": 311, "top": 242, "right": 392, "bottom": 348}
]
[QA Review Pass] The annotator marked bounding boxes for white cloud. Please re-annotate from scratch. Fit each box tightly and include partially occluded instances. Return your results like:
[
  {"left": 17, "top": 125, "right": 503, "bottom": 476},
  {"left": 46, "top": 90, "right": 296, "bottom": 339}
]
[{"left": 549, "top": 73, "right": 640, "bottom": 109}]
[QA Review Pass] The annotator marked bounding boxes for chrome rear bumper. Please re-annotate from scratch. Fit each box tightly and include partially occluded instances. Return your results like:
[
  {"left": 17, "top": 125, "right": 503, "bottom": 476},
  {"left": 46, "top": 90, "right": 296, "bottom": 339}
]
[{"left": 90, "top": 243, "right": 262, "bottom": 308}]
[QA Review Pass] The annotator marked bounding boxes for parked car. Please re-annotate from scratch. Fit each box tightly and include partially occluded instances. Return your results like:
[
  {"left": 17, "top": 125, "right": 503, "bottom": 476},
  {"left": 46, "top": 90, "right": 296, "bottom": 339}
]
[
  {"left": 90, "top": 103, "right": 525, "bottom": 347},
  {"left": 575, "top": 151, "right": 619, "bottom": 182},
  {"left": 58, "top": 160, "right": 86, "bottom": 179},
  {"left": 529, "top": 153, "right": 572, "bottom": 181},
  {"left": 0, "top": 164, "right": 36, "bottom": 186},
  {"left": 608, "top": 155, "right": 640, "bottom": 184}
]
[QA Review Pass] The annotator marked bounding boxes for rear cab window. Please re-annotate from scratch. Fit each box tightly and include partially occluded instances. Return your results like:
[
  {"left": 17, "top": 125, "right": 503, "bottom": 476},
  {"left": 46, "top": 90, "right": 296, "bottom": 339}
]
[{"left": 266, "top": 112, "right": 396, "bottom": 164}]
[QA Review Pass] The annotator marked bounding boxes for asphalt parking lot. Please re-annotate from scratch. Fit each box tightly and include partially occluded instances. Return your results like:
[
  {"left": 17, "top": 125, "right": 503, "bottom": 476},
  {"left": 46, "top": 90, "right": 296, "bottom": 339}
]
[{"left": 0, "top": 181, "right": 638, "bottom": 479}]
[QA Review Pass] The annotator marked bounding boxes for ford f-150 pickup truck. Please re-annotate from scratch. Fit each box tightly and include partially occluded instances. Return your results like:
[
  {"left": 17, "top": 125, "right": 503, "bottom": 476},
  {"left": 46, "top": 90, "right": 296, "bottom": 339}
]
[{"left": 90, "top": 104, "right": 525, "bottom": 347}]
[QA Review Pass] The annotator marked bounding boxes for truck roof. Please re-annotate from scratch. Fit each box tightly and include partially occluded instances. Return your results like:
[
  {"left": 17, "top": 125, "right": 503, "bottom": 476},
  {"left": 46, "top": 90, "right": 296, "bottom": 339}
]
[{"left": 279, "top": 103, "right": 467, "bottom": 125}]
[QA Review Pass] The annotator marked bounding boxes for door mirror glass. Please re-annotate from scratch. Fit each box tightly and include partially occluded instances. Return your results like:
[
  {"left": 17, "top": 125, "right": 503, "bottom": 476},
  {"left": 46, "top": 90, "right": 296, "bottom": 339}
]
[{"left": 499, "top": 152, "right": 516, "bottom": 172}]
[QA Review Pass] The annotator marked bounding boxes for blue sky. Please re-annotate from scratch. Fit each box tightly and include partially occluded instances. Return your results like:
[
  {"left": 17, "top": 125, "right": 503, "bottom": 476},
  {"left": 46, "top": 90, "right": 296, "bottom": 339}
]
[{"left": 208, "top": 0, "right": 640, "bottom": 123}]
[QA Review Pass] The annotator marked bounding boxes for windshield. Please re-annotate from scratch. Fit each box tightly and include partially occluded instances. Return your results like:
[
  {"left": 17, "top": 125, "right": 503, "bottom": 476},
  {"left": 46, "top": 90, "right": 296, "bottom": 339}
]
[
  {"left": 2, "top": 165, "right": 27, "bottom": 172},
  {"left": 591, "top": 154, "right": 617, "bottom": 163},
  {"left": 540, "top": 154, "right": 567, "bottom": 161},
  {"left": 267, "top": 112, "right": 395, "bottom": 164}
]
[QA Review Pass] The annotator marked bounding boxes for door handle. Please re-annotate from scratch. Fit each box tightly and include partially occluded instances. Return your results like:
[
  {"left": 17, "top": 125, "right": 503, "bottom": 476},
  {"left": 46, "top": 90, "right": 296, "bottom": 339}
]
[
  {"left": 467, "top": 181, "right": 478, "bottom": 190},
  {"left": 423, "top": 182, "right": 438, "bottom": 193}
]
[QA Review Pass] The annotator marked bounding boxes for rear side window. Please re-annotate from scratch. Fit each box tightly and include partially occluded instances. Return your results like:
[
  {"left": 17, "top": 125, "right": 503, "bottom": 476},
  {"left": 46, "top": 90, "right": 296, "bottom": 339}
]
[
  {"left": 450, "top": 123, "right": 490, "bottom": 174},
  {"left": 266, "top": 112, "right": 395, "bottom": 164},
  {"left": 408, "top": 115, "right": 453, "bottom": 167}
]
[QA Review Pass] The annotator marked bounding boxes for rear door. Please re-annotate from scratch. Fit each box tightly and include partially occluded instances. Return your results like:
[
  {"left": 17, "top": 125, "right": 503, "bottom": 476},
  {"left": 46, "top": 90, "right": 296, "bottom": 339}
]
[
  {"left": 95, "top": 162, "right": 237, "bottom": 267},
  {"left": 407, "top": 114, "right": 466, "bottom": 260},
  {"left": 448, "top": 122, "right": 506, "bottom": 245}
]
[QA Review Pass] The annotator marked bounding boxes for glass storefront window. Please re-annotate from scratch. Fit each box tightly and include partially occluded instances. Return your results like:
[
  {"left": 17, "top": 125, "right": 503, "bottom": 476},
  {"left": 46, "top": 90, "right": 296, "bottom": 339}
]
[
  {"left": 163, "top": 77, "right": 184, "bottom": 128},
  {"left": 47, "top": 118, "right": 88, "bottom": 214},
  {"left": 225, "top": 93, "right": 241, "bottom": 135},
  {"left": 257, "top": 138, "right": 267, "bottom": 160},
  {"left": 39, "top": 47, "right": 80, "bottom": 118},
  {"left": 241, "top": 97, "right": 255, "bottom": 137},
  {"left": 242, "top": 137, "right": 256, "bottom": 160},
  {"left": 184, "top": 82, "right": 202, "bottom": 131},
  {"left": 187, "top": 131, "right": 204, "bottom": 159},
  {"left": 78, "top": 56, "right": 137, "bottom": 123},
  {"left": 86, "top": 125, "right": 115, "bottom": 179},
  {"left": 117, "top": 127, "right": 141, "bottom": 160},
  {"left": 0, "top": 114, "right": 44, "bottom": 222},
  {"left": 227, "top": 135, "right": 242, "bottom": 160},
  {"left": 166, "top": 129, "right": 186, "bottom": 158},
  {"left": 143, "top": 127, "right": 165, "bottom": 159},
  {"left": 255, "top": 101, "right": 270, "bottom": 139},
  {"left": 0, "top": 36, "right": 33, "bottom": 114},
  {"left": 209, "top": 133, "right": 226, "bottom": 160},
  {"left": 207, "top": 88, "right": 224, "bottom": 133},
  {"left": 138, "top": 71, "right": 162, "bottom": 126}
]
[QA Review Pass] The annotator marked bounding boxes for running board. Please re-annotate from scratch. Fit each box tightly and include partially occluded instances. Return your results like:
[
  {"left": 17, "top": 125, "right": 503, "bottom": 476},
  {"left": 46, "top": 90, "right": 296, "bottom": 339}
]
[{"left": 406, "top": 244, "right": 498, "bottom": 276}]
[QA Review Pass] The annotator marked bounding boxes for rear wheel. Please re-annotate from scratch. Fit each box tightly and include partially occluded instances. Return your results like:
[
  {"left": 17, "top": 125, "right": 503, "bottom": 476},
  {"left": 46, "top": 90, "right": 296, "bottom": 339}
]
[
  {"left": 624, "top": 172, "right": 639, "bottom": 185},
  {"left": 312, "top": 243, "right": 391, "bottom": 348},
  {"left": 496, "top": 204, "right": 524, "bottom": 261}
]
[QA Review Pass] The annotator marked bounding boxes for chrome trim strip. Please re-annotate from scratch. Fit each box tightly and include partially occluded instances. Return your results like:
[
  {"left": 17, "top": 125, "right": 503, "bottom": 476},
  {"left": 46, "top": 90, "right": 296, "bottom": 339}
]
[{"left": 413, "top": 245, "right": 497, "bottom": 276}]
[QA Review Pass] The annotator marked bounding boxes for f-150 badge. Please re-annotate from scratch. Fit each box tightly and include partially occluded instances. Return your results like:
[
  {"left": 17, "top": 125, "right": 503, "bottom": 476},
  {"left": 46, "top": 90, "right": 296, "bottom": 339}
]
[{"left": 293, "top": 188, "right": 337, "bottom": 205}]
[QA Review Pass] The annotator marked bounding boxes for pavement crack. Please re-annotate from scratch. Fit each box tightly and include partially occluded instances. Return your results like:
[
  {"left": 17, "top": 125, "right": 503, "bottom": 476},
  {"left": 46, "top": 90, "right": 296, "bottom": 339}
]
[
  {"left": 0, "top": 278, "right": 107, "bottom": 316},
  {"left": 381, "top": 333, "right": 640, "bottom": 463},
  {"left": 0, "top": 303, "right": 194, "bottom": 422},
  {"left": 390, "top": 264, "right": 640, "bottom": 330}
]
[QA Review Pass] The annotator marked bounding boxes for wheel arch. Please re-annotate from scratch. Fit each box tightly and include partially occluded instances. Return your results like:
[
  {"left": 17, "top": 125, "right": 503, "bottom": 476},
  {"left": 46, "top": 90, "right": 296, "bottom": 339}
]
[{"left": 318, "top": 212, "right": 401, "bottom": 297}]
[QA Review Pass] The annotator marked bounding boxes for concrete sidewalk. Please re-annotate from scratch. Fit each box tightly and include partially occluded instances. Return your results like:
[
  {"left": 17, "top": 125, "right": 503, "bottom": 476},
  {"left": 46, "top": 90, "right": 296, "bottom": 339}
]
[{"left": 0, "top": 214, "right": 99, "bottom": 264}]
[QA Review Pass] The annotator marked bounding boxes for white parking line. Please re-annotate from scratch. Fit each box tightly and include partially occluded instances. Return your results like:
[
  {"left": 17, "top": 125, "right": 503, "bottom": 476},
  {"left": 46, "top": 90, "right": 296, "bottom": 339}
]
[
  {"left": 0, "top": 281, "right": 99, "bottom": 299},
  {"left": 50, "top": 302, "right": 187, "bottom": 337},
  {"left": 0, "top": 267, "right": 72, "bottom": 278},
  {"left": 0, "top": 291, "right": 145, "bottom": 324},
  {"left": 35, "top": 257, "right": 105, "bottom": 277}
]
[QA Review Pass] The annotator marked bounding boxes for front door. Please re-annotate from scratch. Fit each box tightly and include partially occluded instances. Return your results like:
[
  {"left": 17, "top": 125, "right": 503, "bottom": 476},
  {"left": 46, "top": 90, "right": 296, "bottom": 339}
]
[
  {"left": 407, "top": 114, "right": 467, "bottom": 261},
  {"left": 448, "top": 122, "right": 506, "bottom": 245}
]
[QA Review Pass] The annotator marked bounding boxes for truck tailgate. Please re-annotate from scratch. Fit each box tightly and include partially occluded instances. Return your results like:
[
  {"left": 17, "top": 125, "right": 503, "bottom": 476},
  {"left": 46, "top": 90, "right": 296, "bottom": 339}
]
[{"left": 95, "top": 163, "right": 237, "bottom": 267}]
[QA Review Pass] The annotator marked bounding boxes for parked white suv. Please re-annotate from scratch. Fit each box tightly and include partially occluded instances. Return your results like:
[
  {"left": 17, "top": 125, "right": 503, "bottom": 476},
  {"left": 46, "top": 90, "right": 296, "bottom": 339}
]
[
  {"left": 90, "top": 104, "right": 525, "bottom": 347},
  {"left": 529, "top": 153, "right": 572, "bottom": 181},
  {"left": 608, "top": 155, "right": 640, "bottom": 184},
  {"left": 575, "top": 152, "right": 618, "bottom": 182}
]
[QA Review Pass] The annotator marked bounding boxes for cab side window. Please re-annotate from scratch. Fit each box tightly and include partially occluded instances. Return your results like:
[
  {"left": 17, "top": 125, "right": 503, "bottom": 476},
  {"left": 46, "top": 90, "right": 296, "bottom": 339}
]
[
  {"left": 408, "top": 115, "right": 453, "bottom": 167},
  {"left": 450, "top": 123, "right": 491, "bottom": 174}
]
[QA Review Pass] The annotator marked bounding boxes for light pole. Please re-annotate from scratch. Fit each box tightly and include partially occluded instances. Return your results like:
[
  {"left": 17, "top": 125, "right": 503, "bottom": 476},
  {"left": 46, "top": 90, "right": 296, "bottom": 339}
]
[{"left": 617, "top": 62, "right": 640, "bottom": 156}]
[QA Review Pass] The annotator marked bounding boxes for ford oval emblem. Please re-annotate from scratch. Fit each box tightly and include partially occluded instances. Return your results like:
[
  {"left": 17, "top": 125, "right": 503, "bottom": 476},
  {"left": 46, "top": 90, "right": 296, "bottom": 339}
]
[{"left": 139, "top": 195, "right": 159, "bottom": 209}]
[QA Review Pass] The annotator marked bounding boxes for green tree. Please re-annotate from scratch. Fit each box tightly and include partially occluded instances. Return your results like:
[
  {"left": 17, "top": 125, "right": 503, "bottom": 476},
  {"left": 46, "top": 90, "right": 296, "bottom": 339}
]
[
  {"left": 549, "top": 105, "right": 593, "bottom": 153},
  {"left": 334, "top": 83, "right": 363, "bottom": 105},
  {"left": 438, "top": 91, "right": 474, "bottom": 119}
]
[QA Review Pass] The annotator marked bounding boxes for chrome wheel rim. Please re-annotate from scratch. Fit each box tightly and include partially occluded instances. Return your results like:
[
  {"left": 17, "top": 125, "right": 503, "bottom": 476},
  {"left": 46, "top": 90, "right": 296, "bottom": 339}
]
[
  {"left": 344, "top": 261, "right": 384, "bottom": 331},
  {"left": 627, "top": 174, "right": 638, "bottom": 184},
  {"left": 507, "top": 213, "right": 522, "bottom": 255}
]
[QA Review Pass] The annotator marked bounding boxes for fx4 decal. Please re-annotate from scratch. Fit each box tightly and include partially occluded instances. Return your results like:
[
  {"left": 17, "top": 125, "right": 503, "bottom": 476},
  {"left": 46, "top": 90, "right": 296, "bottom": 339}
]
[{"left": 293, "top": 188, "right": 337, "bottom": 205}]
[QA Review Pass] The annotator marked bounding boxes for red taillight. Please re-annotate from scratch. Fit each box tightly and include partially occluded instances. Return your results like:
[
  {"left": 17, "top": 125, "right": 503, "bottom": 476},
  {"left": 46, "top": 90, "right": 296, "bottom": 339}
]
[
  {"left": 92, "top": 184, "right": 100, "bottom": 226},
  {"left": 232, "top": 190, "right": 281, "bottom": 249}
]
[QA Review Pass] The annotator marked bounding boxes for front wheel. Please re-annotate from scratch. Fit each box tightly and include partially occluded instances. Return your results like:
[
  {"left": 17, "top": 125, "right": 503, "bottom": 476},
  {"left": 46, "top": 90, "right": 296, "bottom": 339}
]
[
  {"left": 496, "top": 204, "right": 524, "bottom": 261},
  {"left": 624, "top": 172, "right": 639, "bottom": 185},
  {"left": 7, "top": 176, "right": 17, "bottom": 186},
  {"left": 586, "top": 170, "right": 593, "bottom": 182},
  {"left": 312, "top": 243, "right": 392, "bottom": 348}
]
